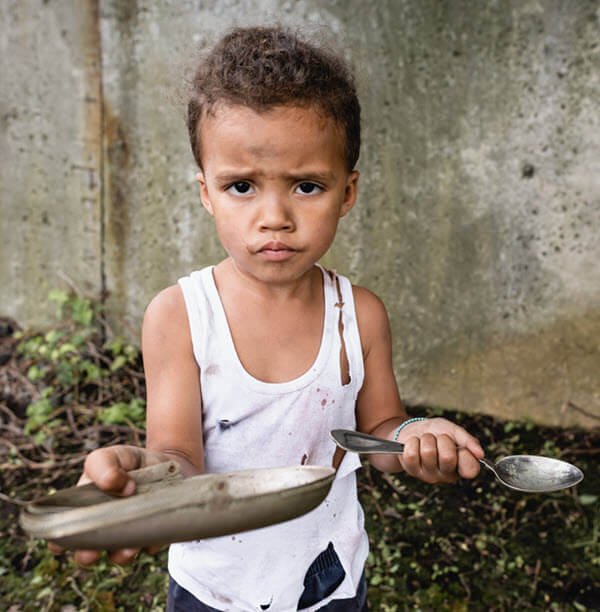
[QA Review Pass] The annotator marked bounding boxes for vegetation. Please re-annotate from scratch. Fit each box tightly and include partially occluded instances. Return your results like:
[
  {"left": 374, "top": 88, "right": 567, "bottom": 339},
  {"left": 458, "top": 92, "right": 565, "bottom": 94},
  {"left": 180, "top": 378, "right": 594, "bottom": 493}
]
[
  {"left": 361, "top": 414, "right": 599, "bottom": 611},
  {"left": 0, "top": 293, "right": 598, "bottom": 610}
]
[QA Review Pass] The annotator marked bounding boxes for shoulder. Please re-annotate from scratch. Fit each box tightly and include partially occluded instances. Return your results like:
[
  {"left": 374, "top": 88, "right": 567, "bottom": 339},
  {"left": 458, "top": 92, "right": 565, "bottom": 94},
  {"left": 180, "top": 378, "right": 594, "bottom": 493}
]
[
  {"left": 144, "top": 284, "right": 187, "bottom": 323},
  {"left": 351, "top": 284, "right": 392, "bottom": 357},
  {"left": 352, "top": 284, "right": 389, "bottom": 327},
  {"left": 142, "top": 285, "right": 190, "bottom": 347}
]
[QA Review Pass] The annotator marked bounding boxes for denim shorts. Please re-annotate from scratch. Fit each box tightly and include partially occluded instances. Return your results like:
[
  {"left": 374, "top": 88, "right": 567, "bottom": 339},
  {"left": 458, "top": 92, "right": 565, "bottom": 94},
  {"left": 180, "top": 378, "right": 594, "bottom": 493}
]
[{"left": 167, "top": 542, "right": 368, "bottom": 611}]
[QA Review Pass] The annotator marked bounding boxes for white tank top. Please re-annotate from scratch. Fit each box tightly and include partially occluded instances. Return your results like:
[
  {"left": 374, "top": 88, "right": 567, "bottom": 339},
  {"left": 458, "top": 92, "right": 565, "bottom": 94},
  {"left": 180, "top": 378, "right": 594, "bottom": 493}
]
[{"left": 168, "top": 265, "right": 369, "bottom": 611}]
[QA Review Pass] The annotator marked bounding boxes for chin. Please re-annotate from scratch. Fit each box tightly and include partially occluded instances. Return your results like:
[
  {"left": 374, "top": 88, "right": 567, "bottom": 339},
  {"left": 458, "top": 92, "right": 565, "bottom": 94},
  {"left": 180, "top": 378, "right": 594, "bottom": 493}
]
[{"left": 244, "top": 261, "right": 313, "bottom": 284}]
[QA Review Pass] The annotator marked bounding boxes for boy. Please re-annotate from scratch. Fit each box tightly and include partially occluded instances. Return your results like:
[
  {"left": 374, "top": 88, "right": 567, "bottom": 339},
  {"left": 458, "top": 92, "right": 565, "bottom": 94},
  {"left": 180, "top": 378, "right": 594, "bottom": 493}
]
[{"left": 68, "top": 27, "right": 483, "bottom": 610}]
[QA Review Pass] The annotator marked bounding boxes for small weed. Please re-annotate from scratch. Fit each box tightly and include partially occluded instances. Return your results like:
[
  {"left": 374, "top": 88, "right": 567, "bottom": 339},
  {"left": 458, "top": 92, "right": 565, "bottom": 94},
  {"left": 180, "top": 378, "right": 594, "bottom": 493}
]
[{"left": 14, "top": 291, "right": 145, "bottom": 442}]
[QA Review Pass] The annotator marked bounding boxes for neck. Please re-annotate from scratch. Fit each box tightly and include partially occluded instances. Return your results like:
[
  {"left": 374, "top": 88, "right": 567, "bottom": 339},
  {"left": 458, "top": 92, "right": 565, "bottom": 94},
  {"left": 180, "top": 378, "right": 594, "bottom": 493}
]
[{"left": 214, "top": 259, "right": 322, "bottom": 304}]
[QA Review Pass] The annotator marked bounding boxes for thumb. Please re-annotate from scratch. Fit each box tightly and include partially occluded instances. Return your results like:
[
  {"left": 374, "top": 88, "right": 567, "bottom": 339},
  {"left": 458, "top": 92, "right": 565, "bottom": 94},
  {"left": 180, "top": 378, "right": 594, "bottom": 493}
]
[
  {"left": 83, "top": 446, "right": 143, "bottom": 495},
  {"left": 450, "top": 423, "right": 484, "bottom": 459}
]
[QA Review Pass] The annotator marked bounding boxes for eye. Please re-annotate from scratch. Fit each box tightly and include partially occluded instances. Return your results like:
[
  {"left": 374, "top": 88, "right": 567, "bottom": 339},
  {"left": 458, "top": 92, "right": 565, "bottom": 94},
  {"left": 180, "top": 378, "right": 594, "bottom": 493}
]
[
  {"left": 227, "top": 181, "right": 253, "bottom": 195},
  {"left": 295, "top": 182, "right": 323, "bottom": 195}
]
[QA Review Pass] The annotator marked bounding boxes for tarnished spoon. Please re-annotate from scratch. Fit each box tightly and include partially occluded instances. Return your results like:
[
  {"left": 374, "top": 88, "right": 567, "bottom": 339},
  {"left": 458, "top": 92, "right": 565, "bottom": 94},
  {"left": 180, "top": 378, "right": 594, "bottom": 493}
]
[{"left": 330, "top": 429, "right": 584, "bottom": 493}]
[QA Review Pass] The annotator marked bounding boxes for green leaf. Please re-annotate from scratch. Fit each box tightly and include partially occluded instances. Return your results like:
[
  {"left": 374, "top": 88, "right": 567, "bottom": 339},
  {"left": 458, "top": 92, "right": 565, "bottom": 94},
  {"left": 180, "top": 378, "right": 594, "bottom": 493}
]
[
  {"left": 81, "top": 360, "right": 103, "bottom": 382},
  {"left": 57, "top": 342, "right": 77, "bottom": 356},
  {"left": 110, "top": 354, "right": 128, "bottom": 372},
  {"left": 100, "top": 399, "right": 145, "bottom": 426},
  {"left": 71, "top": 296, "right": 95, "bottom": 326},
  {"left": 48, "top": 289, "right": 69, "bottom": 317},
  {"left": 44, "top": 329, "right": 63, "bottom": 345},
  {"left": 27, "top": 364, "right": 45, "bottom": 381},
  {"left": 33, "top": 430, "right": 47, "bottom": 445},
  {"left": 105, "top": 337, "right": 124, "bottom": 355},
  {"left": 24, "top": 395, "right": 56, "bottom": 434}
]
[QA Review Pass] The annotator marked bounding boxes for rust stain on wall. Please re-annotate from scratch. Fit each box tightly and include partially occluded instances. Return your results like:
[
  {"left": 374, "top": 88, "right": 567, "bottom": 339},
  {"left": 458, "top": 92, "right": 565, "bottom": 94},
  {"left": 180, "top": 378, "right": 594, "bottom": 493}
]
[
  {"left": 103, "top": 100, "right": 131, "bottom": 307},
  {"left": 77, "top": 0, "right": 104, "bottom": 299}
]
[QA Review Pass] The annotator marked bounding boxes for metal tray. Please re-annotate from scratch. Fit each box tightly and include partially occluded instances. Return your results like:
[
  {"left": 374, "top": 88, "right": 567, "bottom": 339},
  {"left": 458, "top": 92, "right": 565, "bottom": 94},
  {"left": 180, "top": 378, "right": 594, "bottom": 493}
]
[{"left": 19, "top": 462, "right": 335, "bottom": 550}]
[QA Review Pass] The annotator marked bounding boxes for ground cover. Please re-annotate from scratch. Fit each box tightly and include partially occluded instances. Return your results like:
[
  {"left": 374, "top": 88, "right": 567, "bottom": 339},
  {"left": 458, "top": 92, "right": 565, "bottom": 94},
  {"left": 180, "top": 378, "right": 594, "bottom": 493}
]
[{"left": 0, "top": 297, "right": 598, "bottom": 611}]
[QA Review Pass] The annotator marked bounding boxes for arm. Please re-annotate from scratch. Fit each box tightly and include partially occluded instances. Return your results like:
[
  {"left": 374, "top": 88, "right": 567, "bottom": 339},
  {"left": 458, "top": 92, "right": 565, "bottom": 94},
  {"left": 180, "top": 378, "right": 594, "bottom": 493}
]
[
  {"left": 143, "top": 284, "right": 204, "bottom": 477},
  {"left": 353, "top": 286, "right": 483, "bottom": 482},
  {"left": 85, "top": 285, "right": 204, "bottom": 484},
  {"left": 65, "top": 285, "right": 204, "bottom": 565}
]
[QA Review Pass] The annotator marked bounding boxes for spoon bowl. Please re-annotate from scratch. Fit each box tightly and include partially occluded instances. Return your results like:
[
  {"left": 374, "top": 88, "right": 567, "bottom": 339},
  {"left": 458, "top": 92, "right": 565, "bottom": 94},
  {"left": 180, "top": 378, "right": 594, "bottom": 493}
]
[
  {"left": 479, "top": 455, "right": 583, "bottom": 493},
  {"left": 330, "top": 429, "right": 584, "bottom": 493}
]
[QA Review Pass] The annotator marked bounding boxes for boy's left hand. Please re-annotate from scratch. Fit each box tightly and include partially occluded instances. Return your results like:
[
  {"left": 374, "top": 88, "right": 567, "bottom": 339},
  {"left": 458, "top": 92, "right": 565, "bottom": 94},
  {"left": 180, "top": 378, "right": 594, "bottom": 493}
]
[{"left": 394, "top": 417, "right": 484, "bottom": 484}]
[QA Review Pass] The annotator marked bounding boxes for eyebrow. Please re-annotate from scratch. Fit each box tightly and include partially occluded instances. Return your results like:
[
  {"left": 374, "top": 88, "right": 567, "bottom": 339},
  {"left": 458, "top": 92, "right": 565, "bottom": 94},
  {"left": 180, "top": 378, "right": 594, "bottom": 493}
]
[{"left": 214, "top": 170, "right": 337, "bottom": 184}]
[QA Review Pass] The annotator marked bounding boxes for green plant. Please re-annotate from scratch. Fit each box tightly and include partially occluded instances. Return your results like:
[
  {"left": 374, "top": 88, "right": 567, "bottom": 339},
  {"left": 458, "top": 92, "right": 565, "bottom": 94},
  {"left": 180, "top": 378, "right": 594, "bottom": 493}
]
[
  {"left": 15, "top": 290, "right": 146, "bottom": 444},
  {"left": 100, "top": 398, "right": 146, "bottom": 426},
  {"left": 361, "top": 410, "right": 600, "bottom": 611},
  {"left": 1, "top": 292, "right": 156, "bottom": 609}
]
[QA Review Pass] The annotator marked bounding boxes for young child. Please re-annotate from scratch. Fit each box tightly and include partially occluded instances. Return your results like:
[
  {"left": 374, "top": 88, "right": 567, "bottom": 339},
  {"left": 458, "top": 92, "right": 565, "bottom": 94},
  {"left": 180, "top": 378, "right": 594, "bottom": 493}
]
[{"left": 68, "top": 26, "right": 484, "bottom": 611}]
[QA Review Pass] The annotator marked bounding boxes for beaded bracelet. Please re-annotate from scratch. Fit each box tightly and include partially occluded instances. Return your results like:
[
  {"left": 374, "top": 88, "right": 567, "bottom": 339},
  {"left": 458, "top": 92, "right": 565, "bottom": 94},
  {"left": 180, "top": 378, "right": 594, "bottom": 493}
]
[{"left": 392, "top": 417, "right": 427, "bottom": 441}]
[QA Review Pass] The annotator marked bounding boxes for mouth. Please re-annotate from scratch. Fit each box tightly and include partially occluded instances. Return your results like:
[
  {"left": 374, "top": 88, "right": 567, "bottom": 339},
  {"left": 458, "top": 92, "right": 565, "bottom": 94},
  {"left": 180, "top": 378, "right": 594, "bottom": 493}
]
[{"left": 256, "top": 241, "right": 298, "bottom": 262}]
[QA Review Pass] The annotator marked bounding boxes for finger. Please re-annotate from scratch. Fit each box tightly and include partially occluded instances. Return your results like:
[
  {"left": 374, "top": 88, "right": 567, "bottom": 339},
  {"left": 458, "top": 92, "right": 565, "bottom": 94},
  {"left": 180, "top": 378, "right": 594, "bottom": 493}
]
[
  {"left": 109, "top": 548, "right": 139, "bottom": 565},
  {"left": 436, "top": 434, "right": 458, "bottom": 476},
  {"left": 146, "top": 543, "right": 166, "bottom": 555},
  {"left": 419, "top": 433, "right": 439, "bottom": 474},
  {"left": 48, "top": 541, "right": 64, "bottom": 555},
  {"left": 74, "top": 549, "right": 102, "bottom": 566},
  {"left": 457, "top": 448, "right": 482, "bottom": 480},
  {"left": 399, "top": 436, "right": 421, "bottom": 475}
]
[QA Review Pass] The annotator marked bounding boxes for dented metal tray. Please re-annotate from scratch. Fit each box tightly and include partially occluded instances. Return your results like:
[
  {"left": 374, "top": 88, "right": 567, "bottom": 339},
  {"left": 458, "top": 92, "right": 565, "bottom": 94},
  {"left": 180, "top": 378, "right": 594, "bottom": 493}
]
[{"left": 19, "top": 462, "right": 335, "bottom": 550}]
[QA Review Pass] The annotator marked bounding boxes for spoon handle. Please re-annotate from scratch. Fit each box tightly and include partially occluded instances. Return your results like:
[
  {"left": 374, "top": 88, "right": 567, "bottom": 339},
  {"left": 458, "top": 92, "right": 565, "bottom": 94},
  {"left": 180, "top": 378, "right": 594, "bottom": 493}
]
[
  {"left": 332, "top": 428, "right": 493, "bottom": 468},
  {"left": 478, "top": 457, "right": 497, "bottom": 474},
  {"left": 330, "top": 429, "right": 405, "bottom": 454}
]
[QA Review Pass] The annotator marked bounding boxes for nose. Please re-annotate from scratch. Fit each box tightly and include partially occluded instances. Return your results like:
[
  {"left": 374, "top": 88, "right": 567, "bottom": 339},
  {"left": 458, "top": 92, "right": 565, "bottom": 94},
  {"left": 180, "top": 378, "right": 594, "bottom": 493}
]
[{"left": 258, "top": 194, "right": 294, "bottom": 232}]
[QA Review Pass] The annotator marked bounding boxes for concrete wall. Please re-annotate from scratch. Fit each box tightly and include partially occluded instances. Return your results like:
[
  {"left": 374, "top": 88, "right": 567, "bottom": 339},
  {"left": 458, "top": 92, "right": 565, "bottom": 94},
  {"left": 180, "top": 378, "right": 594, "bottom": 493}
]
[
  {"left": 1, "top": 2, "right": 103, "bottom": 316},
  {"left": 1, "top": 0, "right": 599, "bottom": 427}
]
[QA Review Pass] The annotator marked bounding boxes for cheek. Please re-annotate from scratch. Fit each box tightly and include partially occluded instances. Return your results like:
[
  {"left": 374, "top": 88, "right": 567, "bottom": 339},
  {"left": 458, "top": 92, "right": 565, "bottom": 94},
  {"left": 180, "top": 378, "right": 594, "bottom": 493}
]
[
  {"left": 311, "top": 213, "right": 340, "bottom": 249},
  {"left": 213, "top": 213, "right": 246, "bottom": 248},
  {"left": 316, "top": 206, "right": 343, "bottom": 231}
]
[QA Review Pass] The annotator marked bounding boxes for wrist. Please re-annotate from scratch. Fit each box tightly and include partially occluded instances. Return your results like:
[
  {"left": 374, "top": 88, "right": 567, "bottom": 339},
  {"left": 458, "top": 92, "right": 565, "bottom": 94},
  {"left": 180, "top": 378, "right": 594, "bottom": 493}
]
[{"left": 391, "top": 417, "right": 427, "bottom": 441}]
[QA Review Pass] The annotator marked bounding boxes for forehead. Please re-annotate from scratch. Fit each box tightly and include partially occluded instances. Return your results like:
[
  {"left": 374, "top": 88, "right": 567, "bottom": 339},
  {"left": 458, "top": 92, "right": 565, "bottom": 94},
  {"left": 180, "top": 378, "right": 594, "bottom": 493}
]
[{"left": 198, "top": 104, "right": 347, "bottom": 171}]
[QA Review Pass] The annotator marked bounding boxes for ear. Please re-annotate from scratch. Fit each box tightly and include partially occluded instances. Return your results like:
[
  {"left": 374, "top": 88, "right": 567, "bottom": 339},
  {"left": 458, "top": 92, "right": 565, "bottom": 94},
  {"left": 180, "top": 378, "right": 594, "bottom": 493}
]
[
  {"left": 196, "top": 171, "right": 214, "bottom": 215},
  {"left": 339, "top": 170, "right": 359, "bottom": 218}
]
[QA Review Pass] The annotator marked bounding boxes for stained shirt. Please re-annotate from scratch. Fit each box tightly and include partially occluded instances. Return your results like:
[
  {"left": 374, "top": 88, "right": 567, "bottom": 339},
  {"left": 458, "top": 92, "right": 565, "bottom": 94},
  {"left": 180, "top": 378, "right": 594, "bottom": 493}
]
[{"left": 168, "top": 265, "right": 368, "bottom": 611}]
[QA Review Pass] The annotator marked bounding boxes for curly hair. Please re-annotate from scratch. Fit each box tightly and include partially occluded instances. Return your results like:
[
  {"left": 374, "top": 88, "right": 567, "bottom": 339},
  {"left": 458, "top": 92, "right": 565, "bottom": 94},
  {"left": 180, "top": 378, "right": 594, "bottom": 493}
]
[{"left": 187, "top": 26, "right": 361, "bottom": 170}]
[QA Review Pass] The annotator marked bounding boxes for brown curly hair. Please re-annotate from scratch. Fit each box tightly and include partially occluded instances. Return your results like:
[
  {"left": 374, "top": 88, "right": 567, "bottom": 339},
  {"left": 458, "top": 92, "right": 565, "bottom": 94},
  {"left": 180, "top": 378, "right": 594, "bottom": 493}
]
[{"left": 187, "top": 26, "right": 361, "bottom": 171}]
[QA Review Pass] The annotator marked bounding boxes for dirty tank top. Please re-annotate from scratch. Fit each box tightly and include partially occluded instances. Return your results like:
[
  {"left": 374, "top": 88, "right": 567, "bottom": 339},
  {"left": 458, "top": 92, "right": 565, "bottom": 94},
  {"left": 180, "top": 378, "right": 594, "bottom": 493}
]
[{"left": 168, "top": 265, "right": 369, "bottom": 611}]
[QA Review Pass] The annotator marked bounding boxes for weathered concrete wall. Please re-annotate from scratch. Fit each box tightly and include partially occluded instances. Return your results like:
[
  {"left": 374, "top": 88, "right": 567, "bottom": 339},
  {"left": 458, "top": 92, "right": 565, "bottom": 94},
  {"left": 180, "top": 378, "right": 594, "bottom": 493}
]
[
  {"left": 0, "top": 1, "right": 103, "bottom": 322},
  {"left": 326, "top": 1, "right": 600, "bottom": 428},
  {"left": 1, "top": 1, "right": 599, "bottom": 427}
]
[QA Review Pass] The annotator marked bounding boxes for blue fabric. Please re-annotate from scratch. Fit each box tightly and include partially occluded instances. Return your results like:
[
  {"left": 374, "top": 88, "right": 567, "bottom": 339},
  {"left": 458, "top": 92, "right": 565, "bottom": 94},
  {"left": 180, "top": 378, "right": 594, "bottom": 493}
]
[
  {"left": 297, "top": 542, "right": 346, "bottom": 609},
  {"left": 315, "top": 571, "right": 368, "bottom": 611}
]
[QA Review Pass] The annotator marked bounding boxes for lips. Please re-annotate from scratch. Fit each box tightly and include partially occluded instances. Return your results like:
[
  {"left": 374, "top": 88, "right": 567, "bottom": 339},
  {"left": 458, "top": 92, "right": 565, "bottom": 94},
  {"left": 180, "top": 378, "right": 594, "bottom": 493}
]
[{"left": 256, "top": 241, "right": 297, "bottom": 261}]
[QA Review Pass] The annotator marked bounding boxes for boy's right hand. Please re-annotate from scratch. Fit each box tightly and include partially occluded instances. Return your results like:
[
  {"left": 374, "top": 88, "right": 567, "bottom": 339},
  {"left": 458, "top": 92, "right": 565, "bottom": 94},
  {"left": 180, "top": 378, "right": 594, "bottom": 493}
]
[{"left": 48, "top": 445, "right": 162, "bottom": 566}]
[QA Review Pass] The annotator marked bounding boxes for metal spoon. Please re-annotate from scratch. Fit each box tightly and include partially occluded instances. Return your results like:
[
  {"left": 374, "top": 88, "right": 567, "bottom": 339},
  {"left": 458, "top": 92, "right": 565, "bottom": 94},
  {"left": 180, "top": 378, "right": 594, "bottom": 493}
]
[{"left": 330, "top": 429, "right": 584, "bottom": 493}]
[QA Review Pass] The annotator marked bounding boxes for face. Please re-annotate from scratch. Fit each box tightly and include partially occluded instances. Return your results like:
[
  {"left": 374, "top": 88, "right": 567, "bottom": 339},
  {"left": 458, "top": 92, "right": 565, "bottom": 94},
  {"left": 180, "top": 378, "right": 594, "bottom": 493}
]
[{"left": 196, "top": 104, "right": 359, "bottom": 285}]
